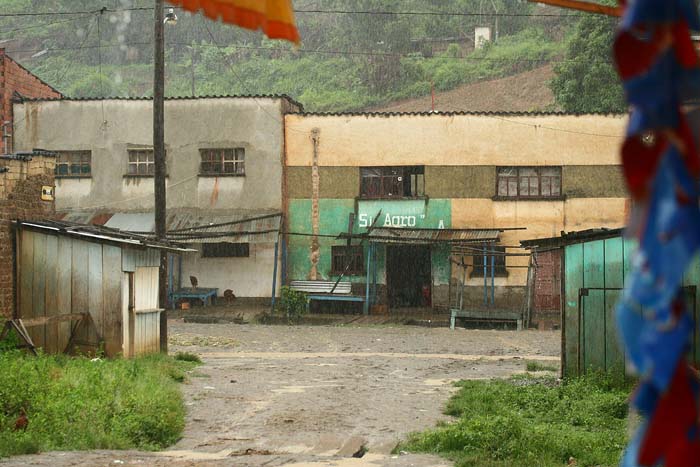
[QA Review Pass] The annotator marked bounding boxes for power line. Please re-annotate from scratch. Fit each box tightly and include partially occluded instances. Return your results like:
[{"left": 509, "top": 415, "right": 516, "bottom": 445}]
[{"left": 0, "top": 5, "right": 597, "bottom": 18}]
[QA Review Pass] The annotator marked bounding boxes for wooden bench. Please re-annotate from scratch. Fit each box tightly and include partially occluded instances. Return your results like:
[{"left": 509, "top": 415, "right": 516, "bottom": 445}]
[
  {"left": 289, "top": 281, "right": 365, "bottom": 312},
  {"left": 450, "top": 309, "right": 523, "bottom": 331}
]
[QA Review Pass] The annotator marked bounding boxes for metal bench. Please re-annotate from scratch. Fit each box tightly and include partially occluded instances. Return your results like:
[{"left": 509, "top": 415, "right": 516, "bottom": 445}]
[
  {"left": 450, "top": 309, "right": 523, "bottom": 331},
  {"left": 170, "top": 287, "right": 218, "bottom": 309},
  {"left": 289, "top": 281, "right": 365, "bottom": 312}
]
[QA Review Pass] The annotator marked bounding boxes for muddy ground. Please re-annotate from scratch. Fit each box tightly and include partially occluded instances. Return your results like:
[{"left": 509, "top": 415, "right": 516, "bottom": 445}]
[{"left": 2, "top": 321, "right": 560, "bottom": 467}]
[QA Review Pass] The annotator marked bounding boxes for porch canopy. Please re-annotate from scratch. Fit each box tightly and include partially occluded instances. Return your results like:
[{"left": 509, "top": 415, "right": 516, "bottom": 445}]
[{"left": 367, "top": 227, "right": 503, "bottom": 245}]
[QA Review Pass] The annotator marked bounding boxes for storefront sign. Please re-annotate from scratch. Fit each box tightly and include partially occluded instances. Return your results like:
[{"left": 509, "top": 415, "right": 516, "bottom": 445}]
[{"left": 357, "top": 200, "right": 446, "bottom": 229}]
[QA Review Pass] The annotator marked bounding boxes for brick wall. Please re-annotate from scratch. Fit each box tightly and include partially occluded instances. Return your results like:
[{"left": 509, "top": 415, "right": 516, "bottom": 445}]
[
  {"left": 0, "top": 154, "right": 55, "bottom": 319},
  {"left": 0, "top": 49, "right": 62, "bottom": 154}
]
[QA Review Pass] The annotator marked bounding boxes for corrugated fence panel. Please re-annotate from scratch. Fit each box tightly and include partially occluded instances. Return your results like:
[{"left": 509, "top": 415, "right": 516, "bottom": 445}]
[
  {"left": 682, "top": 255, "right": 700, "bottom": 366},
  {"left": 87, "top": 243, "right": 104, "bottom": 346},
  {"left": 604, "top": 237, "right": 624, "bottom": 373},
  {"left": 135, "top": 267, "right": 159, "bottom": 310},
  {"left": 71, "top": 239, "right": 90, "bottom": 348},
  {"left": 564, "top": 243, "right": 583, "bottom": 378},
  {"left": 583, "top": 240, "right": 605, "bottom": 372},
  {"left": 56, "top": 236, "right": 73, "bottom": 353},
  {"left": 31, "top": 232, "right": 47, "bottom": 349},
  {"left": 44, "top": 235, "right": 59, "bottom": 353},
  {"left": 102, "top": 245, "right": 122, "bottom": 357}
]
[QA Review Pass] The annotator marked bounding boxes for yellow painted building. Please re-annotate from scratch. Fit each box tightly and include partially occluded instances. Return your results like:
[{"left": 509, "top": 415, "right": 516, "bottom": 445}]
[{"left": 284, "top": 112, "right": 628, "bottom": 317}]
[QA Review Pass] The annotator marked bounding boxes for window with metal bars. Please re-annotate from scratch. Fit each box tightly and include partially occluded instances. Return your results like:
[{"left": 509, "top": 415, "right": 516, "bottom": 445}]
[
  {"left": 202, "top": 242, "right": 250, "bottom": 258},
  {"left": 55, "top": 151, "right": 91, "bottom": 177},
  {"left": 200, "top": 148, "right": 245, "bottom": 176},
  {"left": 496, "top": 167, "right": 562, "bottom": 199},
  {"left": 331, "top": 245, "right": 365, "bottom": 275},
  {"left": 471, "top": 246, "right": 507, "bottom": 277}
]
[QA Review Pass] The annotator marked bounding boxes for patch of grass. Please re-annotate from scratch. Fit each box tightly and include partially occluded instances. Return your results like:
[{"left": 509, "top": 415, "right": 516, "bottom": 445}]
[
  {"left": 0, "top": 350, "right": 195, "bottom": 458},
  {"left": 401, "top": 374, "right": 629, "bottom": 467},
  {"left": 526, "top": 361, "right": 559, "bottom": 373},
  {"left": 174, "top": 352, "right": 202, "bottom": 364}
]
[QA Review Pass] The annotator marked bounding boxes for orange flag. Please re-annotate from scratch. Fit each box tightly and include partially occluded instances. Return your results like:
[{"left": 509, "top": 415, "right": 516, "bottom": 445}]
[{"left": 167, "top": 0, "right": 300, "bottom": 43}]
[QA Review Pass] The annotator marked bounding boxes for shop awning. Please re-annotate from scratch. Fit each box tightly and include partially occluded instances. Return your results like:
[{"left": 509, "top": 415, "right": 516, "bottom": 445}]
[{"left": 368, "top": 227, "right": 502, "bottom": 245}]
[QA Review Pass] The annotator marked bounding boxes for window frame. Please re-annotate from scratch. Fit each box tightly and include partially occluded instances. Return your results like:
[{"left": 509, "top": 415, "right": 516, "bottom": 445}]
[
  {"left": 471, "top": 245, "right": 508, "bottom": 278},
  {"left": 54, "top": 150, "right": 92, "bottom": 178},
  {"left": 495, "top": 166, "right": 563, "bottom": 200},
  {"left": 126, "top": 148, "right": 157, "bottom": 177},
  {"left": 359, "top": 166, "right": 425, "bottom": 200},
  {"left": 199, "top": 148, "right": 246, "bottom": 177},
  {"left": 331, "top": 245, "right": 365, "bottom": 276},
  {"left": 201, "top": 242, "right": 250, "bottom": 258}
]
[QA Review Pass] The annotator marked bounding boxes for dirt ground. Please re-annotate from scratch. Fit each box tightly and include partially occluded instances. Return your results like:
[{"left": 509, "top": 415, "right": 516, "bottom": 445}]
[{"left": 2, "top": 321, "right": 560, "bottom": 467}]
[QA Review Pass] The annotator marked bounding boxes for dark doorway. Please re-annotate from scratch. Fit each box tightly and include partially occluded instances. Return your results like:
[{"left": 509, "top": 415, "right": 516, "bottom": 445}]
[{"left": 386, "top": 245, "right": 432, "bottom": 308}]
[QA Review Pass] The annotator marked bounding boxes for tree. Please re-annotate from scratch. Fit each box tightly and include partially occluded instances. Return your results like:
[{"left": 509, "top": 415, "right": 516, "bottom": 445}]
[{"left": 550, "top": 14, "right": 626, "bottom": 113}]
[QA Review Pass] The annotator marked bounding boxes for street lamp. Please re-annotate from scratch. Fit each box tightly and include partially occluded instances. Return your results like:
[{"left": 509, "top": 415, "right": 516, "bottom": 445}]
[{"left": 154, "top": 0, "right": 176, "bottom": 352}]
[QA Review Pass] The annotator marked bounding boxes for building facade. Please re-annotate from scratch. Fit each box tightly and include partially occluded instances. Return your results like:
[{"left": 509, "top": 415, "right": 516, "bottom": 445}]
[
  {"left": 0, "top": 49, "right": 62, "bottom": 154},
  {"left": 13, "top": 95, "right": 302, "bottom": 301},
  {"left": 284, "top": 112, "right": 629, "bottom": 315}
]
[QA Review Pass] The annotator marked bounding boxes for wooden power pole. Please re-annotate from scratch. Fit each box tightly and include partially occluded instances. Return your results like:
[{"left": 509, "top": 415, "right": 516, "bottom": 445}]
[{"left": 154, "top": 0, "right": 168, "bottom": 353}]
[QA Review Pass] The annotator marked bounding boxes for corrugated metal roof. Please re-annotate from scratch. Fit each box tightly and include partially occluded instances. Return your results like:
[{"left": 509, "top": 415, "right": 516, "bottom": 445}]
[
  {"left": 520, "top": 227, "right": 624, "bottom": 250},
  {"left": 62, "top": 209, "right": 282, "bottom": 244},
  {"left": 166, "top": 211, "right": 282, "bottom": 244},
  {"left": 292, "top": 110, "right": 626, "bottom": 118},
  {"left": 14, "top": 220, "right": 193, "bottom": 253},
  {"left": 369, "top": 228, "right": 501, "bottom": 244},
  {"left": 16, "top": 94, "right": 303, "bottom": 110}
]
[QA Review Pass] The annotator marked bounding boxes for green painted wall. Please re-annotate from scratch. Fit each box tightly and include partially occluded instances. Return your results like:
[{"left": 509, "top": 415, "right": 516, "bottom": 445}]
[{"left": 287, "top": 198, "right": 452, "bottom": 285}]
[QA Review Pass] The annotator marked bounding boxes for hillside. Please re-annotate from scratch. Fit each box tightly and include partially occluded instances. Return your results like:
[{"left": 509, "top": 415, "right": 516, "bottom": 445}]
[{"left": 371, "top": 64, "right": 557, "bottom": 113}]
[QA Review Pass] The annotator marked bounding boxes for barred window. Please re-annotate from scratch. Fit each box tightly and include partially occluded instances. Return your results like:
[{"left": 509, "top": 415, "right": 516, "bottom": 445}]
[
  {"left": 55, "top": 151, "right": 91, "bottom": 177},
  {"left": 360, "top": 166, "right": 424, "bottom": 199},
  {"left": 497, "top": 167, "right": 561, "bottom": 199},
  {"left": 472, "top": 246, "right": 507, "bottom": 277},
  {"left": 331, "top": 245, "right": 365, "bottom": 275},
  {"left": 202, "top": 242, "right": 250, "bottom": 258},
  {"left": 200, "top": 148, "right": 245, "bottom": 176},
  {"left": 127, "top": 149, "right": 155, "bottom": 176}
]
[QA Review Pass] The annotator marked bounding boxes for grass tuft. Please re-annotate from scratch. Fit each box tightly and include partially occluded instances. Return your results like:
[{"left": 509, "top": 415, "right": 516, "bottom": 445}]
[
  {"left": 525, "top": 361, "right": 559, "bottom": 373},
  {"left": 400, "top": 374, "right": 630, "bottom": 467},
  {"left": 0, "top": 350, "right": 195, "bottom": 458},
  {"left": 174, "top": 352, "right": 202, "bottom": 364}
]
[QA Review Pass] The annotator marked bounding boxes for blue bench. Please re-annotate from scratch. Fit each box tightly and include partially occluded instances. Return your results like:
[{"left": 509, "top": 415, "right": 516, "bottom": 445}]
[
  {"left": 170, "top": 287, "right": 218, "bottom": 309},
  {"left": 290, "top": 281, "right": 364, "bottom": 312}
]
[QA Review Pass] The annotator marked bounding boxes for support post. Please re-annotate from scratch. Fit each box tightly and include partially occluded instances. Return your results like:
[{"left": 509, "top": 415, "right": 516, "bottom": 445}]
[
  {"left": 459, "top": 257, "right": 467, "bottom": 311},
  {"left": 364, "top": 243, "right": 372, "bottom": 315},
  {"left": 491, "top": 246, "right": 495, "bottom": 306},
  {"left": 271, "top": 240, "right": 279, "bottom": 312},
  {"left": 281, "top": 235, "right": 287, "bottom": 286},
  {"left": 483, "top": 245, "right": 488, "bottom": 306},
  {"left": 154, "top": 0, "right": 168, "bottom": 352}
]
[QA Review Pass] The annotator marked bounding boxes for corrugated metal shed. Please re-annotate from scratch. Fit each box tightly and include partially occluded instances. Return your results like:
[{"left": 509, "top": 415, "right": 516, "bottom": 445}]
[
  {"left": 369, "top": 227, "right": 501, "bottom": 244},
  {"left": 105, "top": 213, "right": 155, "bottom": 233}
]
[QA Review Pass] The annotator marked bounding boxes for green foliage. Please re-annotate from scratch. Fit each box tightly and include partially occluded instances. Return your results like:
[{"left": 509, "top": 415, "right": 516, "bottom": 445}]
[
  {"left": 525, "top": 361, "right": 558, "bottom": 372},
  {"left": 550, "top": 11, "right": 626, "bottom": 113},
  {"left": 174, "top": 352, "right": 202, "bottom": 364},
  {"left": 401, "top": 375, "right": 629, "bottom": 467},
  {"left": 278, "top": 286, "right": 309, "bottom": 323},
  {"left": 0, "top": 0, "right": 577, "bottom": 112},
  {"left": 0, "top": 329, "right": 21, "bottom": 353},
  {"left": 0, "top": 351, "right": 192, "bottom": 458}
]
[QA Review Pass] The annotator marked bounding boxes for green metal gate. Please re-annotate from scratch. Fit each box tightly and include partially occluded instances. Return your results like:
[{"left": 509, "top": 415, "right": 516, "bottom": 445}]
[{"left": 563, "top": 235, "right": 700, "bottom": 378}]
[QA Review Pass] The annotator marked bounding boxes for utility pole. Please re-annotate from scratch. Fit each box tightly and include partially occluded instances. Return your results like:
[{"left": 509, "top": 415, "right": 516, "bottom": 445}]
[{"left": 154, "top": 0, "right": 168, "bottom": 353}]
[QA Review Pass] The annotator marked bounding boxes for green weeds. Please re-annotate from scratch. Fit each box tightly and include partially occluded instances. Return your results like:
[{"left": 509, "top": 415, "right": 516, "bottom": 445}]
[
  {"left": 0, "top": 351, "right": 197, "bottom": 458},
  {"left": 526, "top": 361, "right": 559, "bottom": 372},
  {"left": 401, "top": 374, "right": 629, "bottom": 467}
]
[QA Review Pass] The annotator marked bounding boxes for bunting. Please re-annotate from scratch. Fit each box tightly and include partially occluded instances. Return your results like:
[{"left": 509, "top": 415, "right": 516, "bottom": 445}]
[
  {"left": 167, "top": 0, "right": 300, "bottom": 44},
  {"left": 614, "top": 0, "right": 700, "bottom": 465}
]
